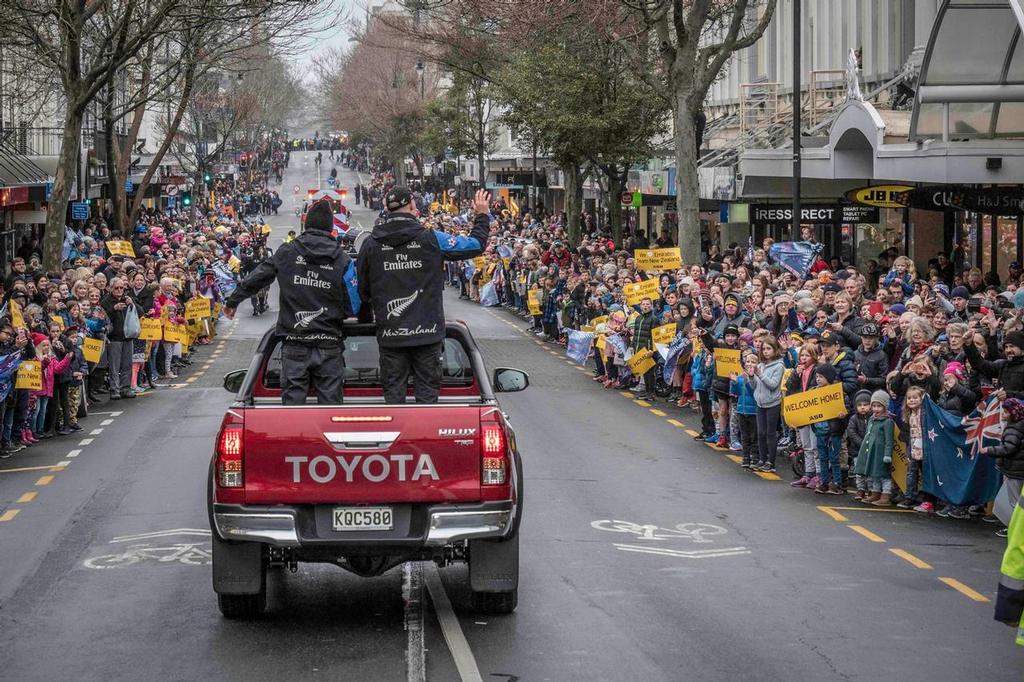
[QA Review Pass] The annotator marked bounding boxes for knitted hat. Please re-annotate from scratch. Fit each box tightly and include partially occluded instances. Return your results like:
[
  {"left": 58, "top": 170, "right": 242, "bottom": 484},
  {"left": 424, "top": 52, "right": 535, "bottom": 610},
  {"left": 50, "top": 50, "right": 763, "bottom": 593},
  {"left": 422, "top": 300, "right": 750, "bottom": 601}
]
[
  {"left": 855, "top": 389, "right": 872, "bottom": 404},
  {"left": 1003, "top": 397, "right": 1024, "bottom": 422},
  {"left": 815, "top": 363, "right": 838, "bottom": 383},
  {"left": 951, "top": 286, "right": 970, "bottom": 299},
  {"left": 943, "top": 361, "right": 966, "bottom": 381},
  {"left": 1006, "top": 331, "right": 1024, "bottom": 350},
  {"left": 870, "top": 390, "right": 889, "bottom": 407},
  {"left": 305, "top": 200, "right": 334, "bottom": 231}
]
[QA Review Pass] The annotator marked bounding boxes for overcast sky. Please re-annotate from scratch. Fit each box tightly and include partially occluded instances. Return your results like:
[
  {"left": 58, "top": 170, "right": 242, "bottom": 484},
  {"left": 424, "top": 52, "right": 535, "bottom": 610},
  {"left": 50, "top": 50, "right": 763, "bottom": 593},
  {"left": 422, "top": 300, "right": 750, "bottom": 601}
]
[{"left": 295, "top": 0, "right": 363, "bottom": 77}]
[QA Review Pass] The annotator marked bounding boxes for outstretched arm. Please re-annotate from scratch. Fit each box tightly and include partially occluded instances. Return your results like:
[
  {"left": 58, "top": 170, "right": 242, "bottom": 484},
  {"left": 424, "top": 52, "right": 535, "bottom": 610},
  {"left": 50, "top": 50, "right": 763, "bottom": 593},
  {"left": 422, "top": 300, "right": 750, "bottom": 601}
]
[{"left": 435, "top": 189, "right": 492, "bottom": 261}]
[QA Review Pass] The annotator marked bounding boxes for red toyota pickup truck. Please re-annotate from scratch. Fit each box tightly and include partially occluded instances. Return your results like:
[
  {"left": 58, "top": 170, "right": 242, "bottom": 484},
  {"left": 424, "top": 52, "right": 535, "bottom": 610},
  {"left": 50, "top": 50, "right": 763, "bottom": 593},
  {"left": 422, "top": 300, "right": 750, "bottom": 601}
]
[{"left": 208, "top": 321, "right": 527, "bottom": 618}]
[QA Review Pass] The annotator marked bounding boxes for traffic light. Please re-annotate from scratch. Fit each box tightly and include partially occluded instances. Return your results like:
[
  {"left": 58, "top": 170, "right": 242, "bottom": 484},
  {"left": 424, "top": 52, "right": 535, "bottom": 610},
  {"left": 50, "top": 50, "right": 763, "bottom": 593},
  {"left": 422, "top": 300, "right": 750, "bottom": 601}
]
[
  {"left": 182, "top": 191, "right": 192, "bottom": 207},
  {"left": 203, "top": 173, "right": 212, "bottom": 189}
]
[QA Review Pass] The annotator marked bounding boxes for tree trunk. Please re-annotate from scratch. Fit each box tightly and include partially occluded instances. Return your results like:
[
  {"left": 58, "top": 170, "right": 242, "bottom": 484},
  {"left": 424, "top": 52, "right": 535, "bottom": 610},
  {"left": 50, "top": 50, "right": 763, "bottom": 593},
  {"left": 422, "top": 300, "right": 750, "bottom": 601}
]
[
  {"left": 674, "top": 97, "right": 701, "bottom": 264},
  {"left": 129, "top": 65, "right": 194, "bottom": 226},
  {"left": 563, "top": 161, "right": 583, "bottom": 245},
  {"left": 392, "top": 157, "right": 405, "bottom": 187},
  {"left": 607, "top": 170, "right": 625, "bottom": 248},
  {"left": 103, "top": 91, "right": 122, "bottom": 234},
  {"left": 43, "top": 108, "right": 85, "bottom": 272}
]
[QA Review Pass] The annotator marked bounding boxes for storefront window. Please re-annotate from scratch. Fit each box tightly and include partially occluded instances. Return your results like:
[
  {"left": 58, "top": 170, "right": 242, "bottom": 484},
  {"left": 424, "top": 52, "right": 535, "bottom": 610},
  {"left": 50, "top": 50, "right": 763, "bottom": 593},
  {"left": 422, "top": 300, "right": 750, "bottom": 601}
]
[
  {"left": 981, "top": 214, "right": 992, "bottom": 274},
  {"left": 998, "top": 215, "right": 1018, "bottom": 281},
  {"left": 855, "top": 208, "right": 904, "bottom": 266}
]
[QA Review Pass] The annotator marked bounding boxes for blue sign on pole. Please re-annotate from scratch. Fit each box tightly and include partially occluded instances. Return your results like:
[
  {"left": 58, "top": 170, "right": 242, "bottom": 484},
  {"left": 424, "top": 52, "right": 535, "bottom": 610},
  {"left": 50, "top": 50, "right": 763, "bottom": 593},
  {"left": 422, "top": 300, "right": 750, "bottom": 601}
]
[
  {"left": 45, "top": 182, "right": 53, "bottom": 200},
  {"left": 125, "top": 178, "right": 134, "bottom": 193},
  {"left": 166, "top": 196, "right": 177, "bottom": 208},
  {"left": 70, "top": 202, "right": 89, "bottom": 221}
]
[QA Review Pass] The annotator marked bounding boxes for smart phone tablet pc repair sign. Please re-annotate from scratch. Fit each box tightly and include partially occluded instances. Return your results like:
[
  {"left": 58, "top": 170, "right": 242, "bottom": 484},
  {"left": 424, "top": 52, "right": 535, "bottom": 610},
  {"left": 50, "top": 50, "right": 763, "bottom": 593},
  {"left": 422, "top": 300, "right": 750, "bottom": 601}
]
[{"left": 783, "top": 383, "right": 846, "bottom": 428}]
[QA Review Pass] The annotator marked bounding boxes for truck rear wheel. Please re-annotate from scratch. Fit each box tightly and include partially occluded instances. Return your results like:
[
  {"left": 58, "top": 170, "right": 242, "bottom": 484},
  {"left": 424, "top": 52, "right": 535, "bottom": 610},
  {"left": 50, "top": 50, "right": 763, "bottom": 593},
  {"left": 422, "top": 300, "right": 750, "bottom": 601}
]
[{"left": 217, "top": 589, "right": 266, "bottom": 619}]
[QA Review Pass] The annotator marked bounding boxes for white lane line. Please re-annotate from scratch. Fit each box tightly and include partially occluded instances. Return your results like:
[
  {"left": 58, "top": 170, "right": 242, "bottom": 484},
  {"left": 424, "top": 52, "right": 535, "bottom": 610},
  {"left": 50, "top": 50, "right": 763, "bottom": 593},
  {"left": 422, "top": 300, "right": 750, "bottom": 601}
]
[
  {"left": 90, "top": 411, "right": 123, "bottom": 416},
  {"left": 423, "top": 562, "right": 483, "bottom": 682},
  {"left": 100, "top": 419, "right": 114, "bottom": 426},
  {"left": 78, "top": 438, "right": 93, "bottom": 446},
  {"left": 66, "top": 449, "right": 82, "bottom": 458},
  {"left": 56, "top": 460, "right": 71, "bottom": 467},
  {"left": 403, "top": 562, "right": 426, "bottom": 682},
  {"left": 90, "top": 429, "right": 103, "bottom": 436}
]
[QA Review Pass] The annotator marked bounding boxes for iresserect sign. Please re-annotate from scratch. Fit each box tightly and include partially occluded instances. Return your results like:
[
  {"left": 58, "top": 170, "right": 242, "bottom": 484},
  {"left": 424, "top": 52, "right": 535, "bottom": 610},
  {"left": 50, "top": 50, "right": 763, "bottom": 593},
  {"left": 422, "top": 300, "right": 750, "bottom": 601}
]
[
  {"left": 635, "top": 248, "right": 682, "bottom": 272},
  {"left": 783, "top": 383, "right": 847, "bottom": 427},
  {"left": 750, "top": 204, "right": 879, "bottom": 225}
]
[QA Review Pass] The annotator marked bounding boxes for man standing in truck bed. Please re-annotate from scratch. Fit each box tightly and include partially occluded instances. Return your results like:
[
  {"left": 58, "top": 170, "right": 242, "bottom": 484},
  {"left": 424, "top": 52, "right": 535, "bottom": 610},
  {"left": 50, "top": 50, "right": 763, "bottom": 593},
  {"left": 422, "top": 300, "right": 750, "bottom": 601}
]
[{"left": 358, "top": 188, "right": 491, "bottom": 403}]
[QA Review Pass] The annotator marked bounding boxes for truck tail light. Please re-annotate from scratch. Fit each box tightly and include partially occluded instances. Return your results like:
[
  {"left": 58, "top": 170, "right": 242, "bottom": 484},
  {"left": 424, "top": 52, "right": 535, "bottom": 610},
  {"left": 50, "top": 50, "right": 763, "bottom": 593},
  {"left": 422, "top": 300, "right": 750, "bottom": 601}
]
[
  {"left": 214, "top": 411, "right": 245, "bottom": 503},
  {"left": 217, "top": 427, "right": 244, "bottom": 488},
  {"left": 480, "top": 421, "right": 510, "bottom": 500}
]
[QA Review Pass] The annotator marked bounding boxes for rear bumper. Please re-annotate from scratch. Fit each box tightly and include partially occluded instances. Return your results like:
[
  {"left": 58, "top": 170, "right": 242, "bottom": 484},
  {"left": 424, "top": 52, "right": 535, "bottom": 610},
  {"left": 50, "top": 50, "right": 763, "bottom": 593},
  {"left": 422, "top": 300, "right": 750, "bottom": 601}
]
[{"left": 212, "top": 500, "right": 514, "bottom": 548}]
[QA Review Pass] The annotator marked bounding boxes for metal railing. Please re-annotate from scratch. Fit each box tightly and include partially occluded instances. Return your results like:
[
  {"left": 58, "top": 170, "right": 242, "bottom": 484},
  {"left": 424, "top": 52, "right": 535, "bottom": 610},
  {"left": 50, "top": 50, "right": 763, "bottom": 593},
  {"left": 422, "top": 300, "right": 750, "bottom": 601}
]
[{"left": 0, "top": 126, "right": 65, "bottom": 156}]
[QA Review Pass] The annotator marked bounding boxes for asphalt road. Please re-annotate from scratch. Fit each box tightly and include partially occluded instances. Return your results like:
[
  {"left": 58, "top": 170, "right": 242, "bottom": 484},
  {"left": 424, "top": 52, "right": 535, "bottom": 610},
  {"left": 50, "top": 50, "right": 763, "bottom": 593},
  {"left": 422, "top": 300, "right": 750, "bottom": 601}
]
[{"left": 0, "top": 154, "right": 1020, "bottom": 680}]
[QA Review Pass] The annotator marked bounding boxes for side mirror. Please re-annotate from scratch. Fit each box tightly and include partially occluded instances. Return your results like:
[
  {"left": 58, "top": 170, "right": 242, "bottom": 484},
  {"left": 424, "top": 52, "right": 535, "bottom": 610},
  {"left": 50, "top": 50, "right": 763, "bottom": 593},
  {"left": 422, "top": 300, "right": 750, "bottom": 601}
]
[
  {"left": 493, "top": 367, "right": 529, "bottom": 393},
  {"left": 223, "top": 369, "right": 247, "bottom": 394}
]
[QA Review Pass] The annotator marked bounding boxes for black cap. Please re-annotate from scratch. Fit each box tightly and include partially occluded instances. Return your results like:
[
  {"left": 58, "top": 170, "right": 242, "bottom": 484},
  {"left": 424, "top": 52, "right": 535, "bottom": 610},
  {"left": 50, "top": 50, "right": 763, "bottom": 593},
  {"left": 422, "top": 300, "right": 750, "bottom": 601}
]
[
  {"left": 305, "top": 200, "right": 333, "bottom": 231},
  {"left": 724, "top": 325, "right": 740, "bottom": 337},
  {"left": 820, "top": 330, "right": 839, "bottom": 345},
  {"left": 385, "top": 187, "right": 414, "bottom": 212},
  {"left": 860, "top": 323, "right": 879, "bottom": 337}
]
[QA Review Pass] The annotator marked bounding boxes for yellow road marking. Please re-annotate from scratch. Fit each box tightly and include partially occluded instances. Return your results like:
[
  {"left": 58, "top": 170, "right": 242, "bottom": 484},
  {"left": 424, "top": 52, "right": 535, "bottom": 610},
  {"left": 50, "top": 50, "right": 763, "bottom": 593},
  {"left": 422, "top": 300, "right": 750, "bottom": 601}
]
[
  {"left": 0, "top": 464, "right": 64, "bottom": 475},
  {"left": 633, "top": 400, "right": 651, "bottom": 407},
  {"left": 0, "top": 509, "right": 20, "bottom": 521},
  {"left": 754, "top": 471, "right": 781, "bottom": 481},
  {"left": 816, "top": 506, "right": 849, "bottom": 522},
  {"left": 889, "top": 548, "right": 933, "bottom": 570},
  {"left": 938, "top": 577, "right": 990, "bottom": 602},
  {"left": 620, "top": 392, "right": 632, "bottom": 398},
  {"left": 649, "top": 409, "right": 666, "bottom": 417},
  {"left": 186, "top": 377, "right": 198, "bottom": 383},
  {"left": 726, "top": 454, "right": 743, "bottom": 464},
  {"left": 575, "top": 367, "right": 587, "bottom": 372},
  {"left": 847, "top": 525, "right": 885, "bottom": 543},
  {"left": 669, "top": 420, "right": 688, "bottom": 429},
  {"left": 823, "top": 506, "right": 913, "bottom": 513},
  {"left": 35, "top": 475, "right": 54, "bottom": 486},
  {"left": 50, "top": 465, "right": 66, "bottom": 472},
  {"left": 16, "top": 492, "right": 37, "bottom": 503}
]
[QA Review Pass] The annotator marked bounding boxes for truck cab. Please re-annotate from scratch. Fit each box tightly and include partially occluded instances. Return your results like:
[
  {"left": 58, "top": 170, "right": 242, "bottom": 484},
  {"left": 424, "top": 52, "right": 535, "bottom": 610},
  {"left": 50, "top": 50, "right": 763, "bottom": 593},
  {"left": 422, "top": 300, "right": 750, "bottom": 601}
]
[{"left": 209, "top": 321, "right": 527, "bottom": 618}]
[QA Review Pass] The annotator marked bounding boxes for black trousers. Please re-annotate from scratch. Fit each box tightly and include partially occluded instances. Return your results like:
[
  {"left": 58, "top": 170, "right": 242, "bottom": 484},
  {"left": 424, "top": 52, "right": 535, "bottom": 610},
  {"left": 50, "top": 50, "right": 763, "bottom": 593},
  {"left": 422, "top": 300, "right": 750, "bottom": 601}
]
[
  {"left": 280, "top": 342, "right": 344, "bottom": 405},
  {"left": 379, "top": 343, "right": 443, "bottom": 404}
]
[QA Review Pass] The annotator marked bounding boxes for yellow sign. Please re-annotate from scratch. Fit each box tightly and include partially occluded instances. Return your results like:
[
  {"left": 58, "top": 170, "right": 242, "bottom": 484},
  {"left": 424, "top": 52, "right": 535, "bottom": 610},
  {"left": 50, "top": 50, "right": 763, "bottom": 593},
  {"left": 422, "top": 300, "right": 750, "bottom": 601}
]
[
  {"left": 714, "top": 347, "right": 742, "bottom": 378},
  {"left": 472, "top": 256, "right": 486, "bottom": 272},
  {"left": 581, "top": 325, "right": 595, "bottom": 333},
  {"left": 652, "top": 324, "right": 677, "bottom": 346},
  {"left": 782, "top": 383, "right": 847, "bottom": 428},
  {"left": 623, "top": 279, "right": 661, "bottom": 306},
  {"left": 527, "top": 290, "right": 542, "bottom": 316},
  {"left": 50, "top": 315, "right": 65, "bottom": 330},
  {"left": 82, "top": 338, "right": 105, "bottom": 364},
  {"left": 627, "top": 348, "right": 657, "bottom": 376},
  {"left": 213, "top": 303, "right": 223, "bottom": 318},
  {"left": 185, "top": 297, "right": 211, "bottom": 321},
  {"left": 891, "top": 425, "right": 908, "bottom": 492},
  {"left": 106, "top": 240, "right": 136, "bottom": 257},
  {"left": 163, "top": 322, "right": 187, "bottom": 345},
  {"left": 15, "top": 361, "right": 41, "bottom": 391},
  {"left": 10, "top": 298, "right": 24, "bottom": 329},
  {"left": 844, "top": 184, "right": 914, "bottom": 209},
  {"left": 591, "top": 315, "right": 608, "bottom": 327},
  {"left": 635, "top": 248, "right": 682, "bottom": 272},
  {"left": 596, "top": 335, "right": 607, "bottom": 352},
  {"left": 139, "top": 318, "right": 163, "bottom": 341}
]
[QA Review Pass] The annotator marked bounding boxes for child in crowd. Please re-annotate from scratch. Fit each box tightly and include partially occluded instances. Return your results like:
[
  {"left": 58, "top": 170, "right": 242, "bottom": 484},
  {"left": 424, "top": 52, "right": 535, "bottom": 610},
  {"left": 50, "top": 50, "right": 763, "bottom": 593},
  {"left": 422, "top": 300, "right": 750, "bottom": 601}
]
[
  {"left": 883, "top": 255, "right": 916, "bottom": 297},
  {"left": 701, "top": 324, "right": 741, "bottom": 449},
  {"left": 729, "top": 352, "right": 758, "bottom": 469},
  {"left": 691, "top": 329, "right": 715, "bottom": 439},
  {"left": 899, "top": 385, "right": 931, "bottom": 512},
  {"left": 848, "top": 390, "right": 871, "bottom": 499},
  {"left": 856, "top": 390, "right": 896, "bottom": 506},
  {"left": 787, "top": 344, "right": 821, "bottom": 488},
  {"left": 30, "top": 338, "right": 73, "bottom": 441},
  {"left": 812, "top": 363, "right": 846, "bottom": 494},
  {"left": 752, "top": 336, "right": 786, "bottom": 472}
]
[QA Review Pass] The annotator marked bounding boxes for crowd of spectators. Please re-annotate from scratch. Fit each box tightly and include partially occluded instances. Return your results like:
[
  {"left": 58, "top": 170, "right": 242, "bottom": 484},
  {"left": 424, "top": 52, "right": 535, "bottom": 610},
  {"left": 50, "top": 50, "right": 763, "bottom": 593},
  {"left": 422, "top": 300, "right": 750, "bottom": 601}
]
[{"left": 0, "top": 142, "right": 290, "bottom": 459}]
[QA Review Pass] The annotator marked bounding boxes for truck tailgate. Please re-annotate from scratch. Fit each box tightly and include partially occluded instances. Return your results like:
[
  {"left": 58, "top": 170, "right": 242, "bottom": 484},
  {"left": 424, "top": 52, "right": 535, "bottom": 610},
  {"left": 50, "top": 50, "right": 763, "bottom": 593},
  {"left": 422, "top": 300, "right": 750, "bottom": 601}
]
[{"left": 242, "top": 406, "right": 483, "bottom": 504}]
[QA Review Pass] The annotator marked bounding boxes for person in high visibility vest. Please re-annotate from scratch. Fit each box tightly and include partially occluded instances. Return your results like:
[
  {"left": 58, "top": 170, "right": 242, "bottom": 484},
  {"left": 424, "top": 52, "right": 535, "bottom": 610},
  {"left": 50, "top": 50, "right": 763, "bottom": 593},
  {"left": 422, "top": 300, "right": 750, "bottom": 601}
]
[
  {"left": 284, "top": 230, "right": 296, "bottom": 243},
  {"left": 982, "top": 397, "right": 1024, "bottom": 645}
]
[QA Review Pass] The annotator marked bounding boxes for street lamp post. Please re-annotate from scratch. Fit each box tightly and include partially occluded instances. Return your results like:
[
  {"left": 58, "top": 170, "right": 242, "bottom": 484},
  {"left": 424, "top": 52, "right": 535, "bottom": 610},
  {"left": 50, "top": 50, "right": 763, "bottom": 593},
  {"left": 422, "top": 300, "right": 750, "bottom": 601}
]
[
  {"left": 415, "top": 59, "right": 425, "bottom": 100},
  {"left": 792, "top": 0, "right": 802, "bottom": 241}
]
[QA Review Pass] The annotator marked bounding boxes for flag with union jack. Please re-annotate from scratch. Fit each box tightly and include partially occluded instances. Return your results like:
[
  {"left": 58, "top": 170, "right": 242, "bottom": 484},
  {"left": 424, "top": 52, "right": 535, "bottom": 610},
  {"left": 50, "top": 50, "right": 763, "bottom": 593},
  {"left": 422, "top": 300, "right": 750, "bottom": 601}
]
[{"left": 921, "top": 395, "right": 1003, "bottom": 505}]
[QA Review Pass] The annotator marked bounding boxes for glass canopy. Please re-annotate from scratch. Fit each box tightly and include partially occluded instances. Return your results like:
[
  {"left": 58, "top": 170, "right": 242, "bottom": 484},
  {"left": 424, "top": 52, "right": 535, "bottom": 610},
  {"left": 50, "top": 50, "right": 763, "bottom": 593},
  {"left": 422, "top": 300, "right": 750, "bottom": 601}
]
[{"left": 911, "top": 0, "right": 1024, "bottom": 139}]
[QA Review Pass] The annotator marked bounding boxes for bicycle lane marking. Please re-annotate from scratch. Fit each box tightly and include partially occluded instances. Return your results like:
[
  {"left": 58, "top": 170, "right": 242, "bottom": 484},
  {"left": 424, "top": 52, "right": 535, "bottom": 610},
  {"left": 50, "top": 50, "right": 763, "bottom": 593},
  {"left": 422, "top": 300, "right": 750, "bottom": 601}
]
[{"left": 81, "top": 529, "right": 212, "bottom": 569}]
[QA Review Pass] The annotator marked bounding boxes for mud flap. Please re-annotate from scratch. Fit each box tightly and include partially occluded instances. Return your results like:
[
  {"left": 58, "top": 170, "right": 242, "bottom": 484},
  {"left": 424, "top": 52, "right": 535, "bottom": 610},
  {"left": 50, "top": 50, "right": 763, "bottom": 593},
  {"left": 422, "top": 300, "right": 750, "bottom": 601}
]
[
  {"left": 469, "top": 533, "right": 519, "bottom": 593},
  {"left": 212, "top": 533, "right": 265, "bottom": 595}
]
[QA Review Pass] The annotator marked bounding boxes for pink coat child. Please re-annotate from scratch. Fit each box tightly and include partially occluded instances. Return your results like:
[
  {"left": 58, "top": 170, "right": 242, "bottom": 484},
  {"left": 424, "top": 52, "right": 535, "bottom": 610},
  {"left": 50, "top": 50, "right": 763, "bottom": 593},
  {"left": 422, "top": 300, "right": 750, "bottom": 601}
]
[{"left": 33, "top": 346, "right": 74, "bottom": 398}]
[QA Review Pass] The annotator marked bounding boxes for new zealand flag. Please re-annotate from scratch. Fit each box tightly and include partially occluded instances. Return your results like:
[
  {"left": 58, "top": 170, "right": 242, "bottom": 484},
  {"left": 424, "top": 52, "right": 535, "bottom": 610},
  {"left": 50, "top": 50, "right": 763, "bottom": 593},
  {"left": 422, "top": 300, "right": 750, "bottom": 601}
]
[
  {"left": 921, "top": 396, "right": 1003, "bottom": 505},
  {"left": 565, "top": 330, "right": 594, "bottom": 365},
  {"left": 0, "top": 352, "right": 23, "bottom": 402},
  {"left": 768, "top": 241, "right": 824, "bottom": 279}
]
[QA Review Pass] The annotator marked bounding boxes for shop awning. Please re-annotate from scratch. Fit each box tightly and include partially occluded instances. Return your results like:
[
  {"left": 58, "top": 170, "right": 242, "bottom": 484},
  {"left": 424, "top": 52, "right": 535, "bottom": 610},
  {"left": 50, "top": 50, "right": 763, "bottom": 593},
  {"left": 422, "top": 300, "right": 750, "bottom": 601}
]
[
  {"left": 911, "top": 0, "right": 1024, "bottom": 139},
  {"left": 0, "top": 139, "right": 49, "bottom": 188}
]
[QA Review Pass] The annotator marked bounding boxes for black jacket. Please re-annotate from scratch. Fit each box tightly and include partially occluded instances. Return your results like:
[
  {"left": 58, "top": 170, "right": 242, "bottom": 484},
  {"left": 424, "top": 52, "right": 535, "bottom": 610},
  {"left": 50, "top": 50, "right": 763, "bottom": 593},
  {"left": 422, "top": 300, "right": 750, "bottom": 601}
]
[
  {"left": 357, "top": 211, "right": 489, "bottom": 347},
  {"left": 847, "top": 412, "right": 868, "bottom": 456},
  {"left": 226, "top": 229, "right": 356, "bottom": 345},
  {"left": 963, "top": 343, "right": 1024, "bottom": 399},
  {"left": 100, "top": 293, "right": 142, "bottom": 342},
  {"left": 854, "top": 344, "right": 889, "bottom": 391},
  {"left": 936, "top": 382, "right": 978, "bottom": 416},
  {"left": 986, "top": 420, "right": 1024, "bottom": 480}
]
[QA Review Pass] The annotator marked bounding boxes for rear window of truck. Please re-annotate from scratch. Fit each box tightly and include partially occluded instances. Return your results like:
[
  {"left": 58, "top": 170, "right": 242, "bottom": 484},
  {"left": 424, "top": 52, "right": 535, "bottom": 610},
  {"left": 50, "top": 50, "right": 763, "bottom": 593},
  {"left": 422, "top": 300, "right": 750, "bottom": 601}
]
[{"left": 261, "top": 335, "right": 474, "bottom": 389}]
